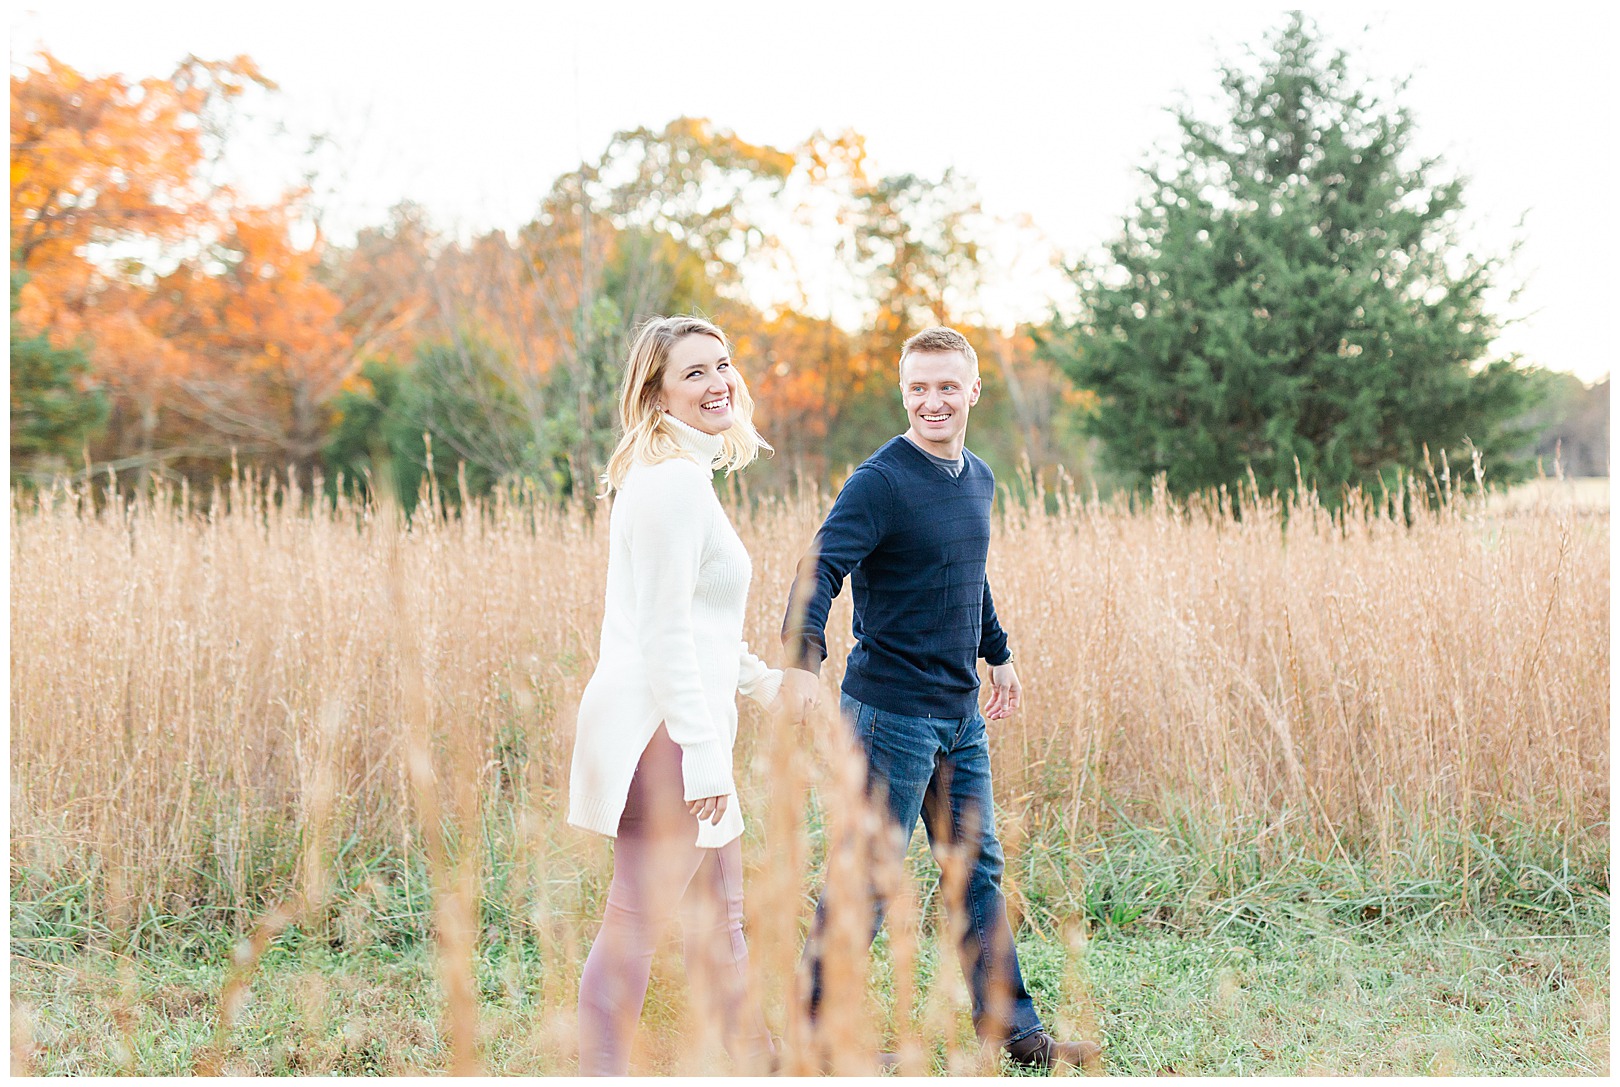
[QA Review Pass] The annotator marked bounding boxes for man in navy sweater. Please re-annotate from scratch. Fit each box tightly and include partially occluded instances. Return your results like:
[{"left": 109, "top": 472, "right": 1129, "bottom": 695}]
[{"left": 781, "top": 327, "right": 1099, "bottom": 1072}]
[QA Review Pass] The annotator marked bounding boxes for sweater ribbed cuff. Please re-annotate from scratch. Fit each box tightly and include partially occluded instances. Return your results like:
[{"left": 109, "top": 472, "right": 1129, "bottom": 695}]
[
  {"left": 567, "top": 793, "right": 622, "bottom": 839},
  {"left": 679, "top": 738, "right": 735, "bottom": 801},
  {"left": 746, "top": 668, "right": 784, "bottom": 709}
]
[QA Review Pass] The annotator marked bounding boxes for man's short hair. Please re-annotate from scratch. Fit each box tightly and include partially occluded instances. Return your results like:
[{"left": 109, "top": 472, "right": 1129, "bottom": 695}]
[{"left": 899, "top": 326, "right": 978, "bottom": 377}]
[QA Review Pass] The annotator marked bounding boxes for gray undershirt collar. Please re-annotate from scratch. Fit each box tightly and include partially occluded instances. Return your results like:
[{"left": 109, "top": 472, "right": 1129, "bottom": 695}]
[{"left": 902, "top": 434, "right": 965, "bottom": 478}]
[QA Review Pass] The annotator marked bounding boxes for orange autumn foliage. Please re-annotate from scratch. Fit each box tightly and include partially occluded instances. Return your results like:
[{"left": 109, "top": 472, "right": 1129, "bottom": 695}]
[
  {"left": 11, "top": 52, "right": 270, "bottom": 326},
  {"left": 333, "top": 203, "right": 441, "bottom": 371},
  {"left": 146, "top": 203, "right": 352, "bottom": 464},
  {"left": 10, "top": 53, "right": 249, "bottom": 265},
  {"left": 11, "top": 50, "right": 355, "bottom": 475}
]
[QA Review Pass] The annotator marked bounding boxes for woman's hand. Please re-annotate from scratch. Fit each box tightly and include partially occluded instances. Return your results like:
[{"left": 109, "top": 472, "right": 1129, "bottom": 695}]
[{"left": 688, "top": 793, "right": 729, "bottom": 825}]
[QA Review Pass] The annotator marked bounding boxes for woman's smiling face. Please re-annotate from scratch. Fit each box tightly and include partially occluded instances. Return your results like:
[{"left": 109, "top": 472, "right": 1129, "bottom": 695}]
[{"left": 659, "top": 333, "right": 737, "bottom": 434}]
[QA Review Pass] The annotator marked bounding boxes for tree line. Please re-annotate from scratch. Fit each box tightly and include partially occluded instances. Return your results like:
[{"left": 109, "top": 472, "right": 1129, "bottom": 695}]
[{"left": 10, "top": 16, "right": 1604, "bottom": 507}]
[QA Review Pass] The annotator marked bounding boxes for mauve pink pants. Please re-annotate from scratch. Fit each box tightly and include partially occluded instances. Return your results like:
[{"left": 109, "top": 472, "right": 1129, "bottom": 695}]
[{"left": 577, "top": 726, "right": 774, "bottom": 1075}]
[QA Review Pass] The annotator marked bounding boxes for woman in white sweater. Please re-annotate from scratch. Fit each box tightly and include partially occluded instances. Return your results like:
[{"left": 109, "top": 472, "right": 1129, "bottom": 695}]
[{"left": 568, "top": 315, "right": 781, "bottom": 1075}]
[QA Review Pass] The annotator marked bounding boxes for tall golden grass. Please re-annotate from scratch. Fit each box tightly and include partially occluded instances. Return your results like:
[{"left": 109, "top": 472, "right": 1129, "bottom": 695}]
[{"left": 9, "top": 467, "right": 1609, "bottom": 1072}]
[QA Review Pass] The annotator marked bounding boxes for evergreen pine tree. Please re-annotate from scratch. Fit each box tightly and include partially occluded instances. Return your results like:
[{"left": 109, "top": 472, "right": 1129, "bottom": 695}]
[
  {"left": 1039, "top": 14, "right": 1538, "bottom": 499},
  {"left": 10, "top": 269, "right": 108, "bottom": 479}
]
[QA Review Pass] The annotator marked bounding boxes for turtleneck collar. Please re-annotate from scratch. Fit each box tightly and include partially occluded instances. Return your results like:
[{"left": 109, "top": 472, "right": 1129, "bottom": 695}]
[{"left": 661, "top": 411, "right": 726, "bottom": 466}]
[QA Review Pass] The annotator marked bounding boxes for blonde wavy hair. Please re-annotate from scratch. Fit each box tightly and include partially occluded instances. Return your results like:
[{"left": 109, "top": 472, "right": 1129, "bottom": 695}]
[{"left": 600, "top": 315, "right": 770, "bottom": 495}]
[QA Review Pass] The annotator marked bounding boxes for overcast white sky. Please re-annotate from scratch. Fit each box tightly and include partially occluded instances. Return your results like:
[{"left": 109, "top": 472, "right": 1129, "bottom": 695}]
[{"left": 11, "top": 0, "right": 1617, "bottom": 382}]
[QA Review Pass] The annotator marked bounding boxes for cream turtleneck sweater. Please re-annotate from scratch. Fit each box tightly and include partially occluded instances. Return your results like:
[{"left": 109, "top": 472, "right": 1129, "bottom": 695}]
[{"left": 567, "top": 414, "right": 782, "bottom": 848}]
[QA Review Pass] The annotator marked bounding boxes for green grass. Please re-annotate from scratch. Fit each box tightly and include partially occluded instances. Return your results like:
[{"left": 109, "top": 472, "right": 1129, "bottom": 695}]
[
  {"left": 10, "top": 903, "right": 1608, "bottom": 1075},
  {"left": 1059, "top": 923, "right": 1608, "bottom": 1075},
  {"left": 11, "top": 807, "right": 1610, "bottom": 1074}
]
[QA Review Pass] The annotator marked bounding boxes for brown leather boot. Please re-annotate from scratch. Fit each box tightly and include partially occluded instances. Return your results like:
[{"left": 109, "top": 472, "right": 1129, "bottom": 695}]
[{"left": 1005, "top": 1031, "right": 1103, "bottom": 1072}]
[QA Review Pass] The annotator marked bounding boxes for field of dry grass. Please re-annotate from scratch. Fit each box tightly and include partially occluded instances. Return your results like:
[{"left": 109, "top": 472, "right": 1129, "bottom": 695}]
[
  {"left": 1491, "top": 476, "right": 1609, "bottom": 513},
  {"left": 9, "top": 470, "right": 1610, "bottom": 1073}
]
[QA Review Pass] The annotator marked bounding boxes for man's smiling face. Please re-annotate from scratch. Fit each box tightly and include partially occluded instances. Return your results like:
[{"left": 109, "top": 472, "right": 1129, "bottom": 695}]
[{"left": 900, "top": 349, "right": 981, "bottom": 458}]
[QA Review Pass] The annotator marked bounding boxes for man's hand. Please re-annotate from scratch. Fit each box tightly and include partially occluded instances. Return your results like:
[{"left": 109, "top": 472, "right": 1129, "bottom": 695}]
[
  {"left": 985, "top": 661, "right": 1022, "bottom": 720},
  {"left": 688, "top": 794, "right": 728, "bottom": 825},
  {"left": 779, "top": 667, "right": 821, "bottom": 722}
]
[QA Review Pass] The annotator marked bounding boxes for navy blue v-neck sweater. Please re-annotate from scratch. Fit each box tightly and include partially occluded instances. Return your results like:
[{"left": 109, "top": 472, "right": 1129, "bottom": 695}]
[{"left": 783, "top": 436, "right": 1011, "bottom": 718}]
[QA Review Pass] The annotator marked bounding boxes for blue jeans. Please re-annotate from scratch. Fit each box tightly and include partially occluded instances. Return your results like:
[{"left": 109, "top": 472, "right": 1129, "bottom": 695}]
[{"left": 804, "top": 692, "right": 1044, "bottom": 1046}]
